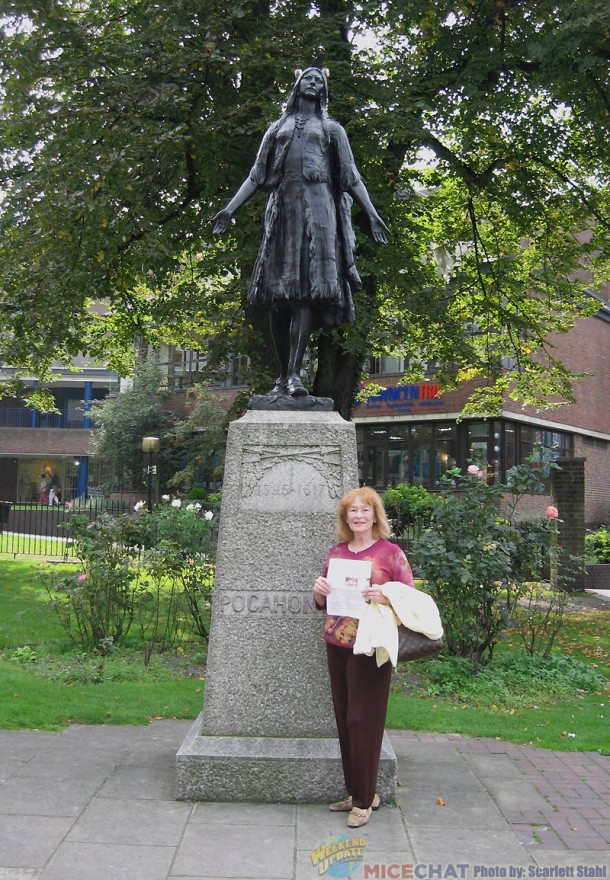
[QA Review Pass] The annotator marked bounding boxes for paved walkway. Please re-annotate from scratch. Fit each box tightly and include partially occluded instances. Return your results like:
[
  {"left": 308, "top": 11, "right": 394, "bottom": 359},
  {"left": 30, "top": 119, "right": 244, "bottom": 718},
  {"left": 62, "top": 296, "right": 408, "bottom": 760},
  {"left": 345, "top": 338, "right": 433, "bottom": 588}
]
[{"left": 0, "top": 723, "right": 608, "bottom": 880}]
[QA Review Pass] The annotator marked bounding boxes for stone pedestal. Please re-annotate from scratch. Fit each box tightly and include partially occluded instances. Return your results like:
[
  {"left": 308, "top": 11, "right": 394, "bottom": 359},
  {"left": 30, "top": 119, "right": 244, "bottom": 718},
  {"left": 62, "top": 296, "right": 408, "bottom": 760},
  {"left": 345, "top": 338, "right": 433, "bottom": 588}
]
[{"left": 176, "top": 409, "right": 398, "bottom": 803}]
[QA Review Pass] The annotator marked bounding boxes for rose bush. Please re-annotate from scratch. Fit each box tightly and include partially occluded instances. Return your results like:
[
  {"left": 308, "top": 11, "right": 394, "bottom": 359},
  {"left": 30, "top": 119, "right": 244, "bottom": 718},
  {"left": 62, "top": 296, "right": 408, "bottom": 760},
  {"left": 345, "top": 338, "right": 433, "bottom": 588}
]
[
  {"left": 41, "top": 499, "right": 217, "bottom": 661},
  {"left": 412, "top": 464, "right": 565, "bottom": 670}
]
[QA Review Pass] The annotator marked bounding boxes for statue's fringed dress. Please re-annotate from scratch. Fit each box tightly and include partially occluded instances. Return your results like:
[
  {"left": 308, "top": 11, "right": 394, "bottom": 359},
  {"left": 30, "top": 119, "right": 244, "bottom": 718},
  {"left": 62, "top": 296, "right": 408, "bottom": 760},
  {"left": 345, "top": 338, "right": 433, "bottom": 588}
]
[{"left": 246, "top": 113, "right": 362, "bottom": 329}]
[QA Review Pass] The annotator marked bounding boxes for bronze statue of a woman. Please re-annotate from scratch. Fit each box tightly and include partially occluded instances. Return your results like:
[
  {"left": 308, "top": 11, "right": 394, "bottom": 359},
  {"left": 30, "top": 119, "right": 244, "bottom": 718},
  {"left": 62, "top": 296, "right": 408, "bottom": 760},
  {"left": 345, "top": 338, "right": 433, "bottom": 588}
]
[{"left": 213, "top": 66, "right": 387, "bottom": 400}]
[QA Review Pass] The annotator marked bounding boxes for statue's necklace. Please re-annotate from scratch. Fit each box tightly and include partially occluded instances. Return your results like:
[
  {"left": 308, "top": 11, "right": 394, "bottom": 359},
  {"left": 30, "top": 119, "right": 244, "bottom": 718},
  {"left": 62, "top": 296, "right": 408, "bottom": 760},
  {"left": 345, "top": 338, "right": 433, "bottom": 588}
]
[{"left": 294, "top": 115, "right": 309, "bottom": 134}]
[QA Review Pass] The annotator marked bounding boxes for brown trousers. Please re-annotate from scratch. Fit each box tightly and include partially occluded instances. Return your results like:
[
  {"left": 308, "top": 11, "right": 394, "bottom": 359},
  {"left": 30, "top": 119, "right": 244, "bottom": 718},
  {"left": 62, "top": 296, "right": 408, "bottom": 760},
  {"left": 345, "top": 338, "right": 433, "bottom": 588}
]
[{"left": 326, "top": 643, "right": 393, "bottom": 809}]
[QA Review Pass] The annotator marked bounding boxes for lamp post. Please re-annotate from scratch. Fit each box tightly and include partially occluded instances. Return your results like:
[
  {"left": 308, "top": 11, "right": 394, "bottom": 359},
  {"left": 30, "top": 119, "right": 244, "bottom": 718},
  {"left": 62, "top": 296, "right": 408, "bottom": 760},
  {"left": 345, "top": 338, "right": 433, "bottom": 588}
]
[{"left": 142, "top": 436, "right": 160, "bottom": 512}]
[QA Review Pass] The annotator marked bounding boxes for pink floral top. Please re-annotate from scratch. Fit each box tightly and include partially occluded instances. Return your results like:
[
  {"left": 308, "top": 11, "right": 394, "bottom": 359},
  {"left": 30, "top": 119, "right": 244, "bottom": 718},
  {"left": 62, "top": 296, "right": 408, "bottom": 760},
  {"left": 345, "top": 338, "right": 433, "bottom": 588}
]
[{"left": 319, "top": 539, "right": 415, "bottom": 649}]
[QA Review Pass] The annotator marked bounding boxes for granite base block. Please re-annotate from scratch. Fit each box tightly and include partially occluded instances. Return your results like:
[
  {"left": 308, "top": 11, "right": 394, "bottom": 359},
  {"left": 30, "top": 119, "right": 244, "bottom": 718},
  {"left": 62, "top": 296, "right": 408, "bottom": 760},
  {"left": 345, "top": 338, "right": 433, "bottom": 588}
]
[{"left": 176, "top": 713, "right": 397, "bottom": 804}]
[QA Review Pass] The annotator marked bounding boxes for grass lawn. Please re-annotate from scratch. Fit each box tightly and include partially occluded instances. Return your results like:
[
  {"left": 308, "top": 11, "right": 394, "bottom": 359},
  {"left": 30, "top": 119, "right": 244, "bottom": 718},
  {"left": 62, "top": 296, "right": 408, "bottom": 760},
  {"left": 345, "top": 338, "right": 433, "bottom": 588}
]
[
  {"left": 388, "top": 603, "right": 610, "bottom": 752},
  {"left": 0, "top": 559, "right": 205, "bottom": 729},
  {"left": 0, "top": 559, "right": 608, "bottom": 749}
]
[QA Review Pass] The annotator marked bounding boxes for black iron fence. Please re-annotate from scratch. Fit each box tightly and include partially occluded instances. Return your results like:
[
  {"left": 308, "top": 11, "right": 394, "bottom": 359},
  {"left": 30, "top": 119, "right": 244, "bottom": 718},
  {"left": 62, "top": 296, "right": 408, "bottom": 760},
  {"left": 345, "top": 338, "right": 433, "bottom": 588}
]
[{"left": 0, "top": 500, "right": 131, "bottom": 559}]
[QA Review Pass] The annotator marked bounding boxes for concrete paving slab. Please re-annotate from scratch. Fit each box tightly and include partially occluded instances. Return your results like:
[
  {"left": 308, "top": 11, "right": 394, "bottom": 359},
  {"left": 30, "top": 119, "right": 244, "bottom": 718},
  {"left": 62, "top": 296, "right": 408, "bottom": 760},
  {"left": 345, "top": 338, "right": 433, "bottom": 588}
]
[
  {"left": 49, "top": 724, "right": 141, "bottom": 750},
  {"left": 0, "top": 732, "right": 56, "bottom": 762},
  {"left": 0, "top": 775, "right": 103, "bottom": 817},
  {"left": 39, "top": 841, "right": 176, "bottom": 880},
  {"left": 0, "top": 763, "right": 23, "bottom": 784},
  {"left": 122, "top": 721, "right": 193, "bottom": 767},
  {"left": 297, "top": 842, "right": 386, "bottom": 880},
  {"left": 408, "top": 826, "right": 534, "bottom": 866},
  {"left": 96, "top": 763, "right": 177, "bottom": 800},
  {"left": 531, "top": 849, "right": 610, "bottom": 868},
  {"left": 320, "top": 805, "right": 410, "bottom": 854},
  {"left": 466, "top": 754, "right": 529, "bottom": 778},
  {"left": 478, "top": 777, "right": 551, "bottom": 812},
  {"left": 65, "top": 798, "right": 191, "bottom": 846},
  {"left": 0, "top": 816, "right": 74, "bottom": 869},
  {"left": 294, "top": 803, "right": 367, "bottom": 851},
  {"left": 391, "top": 739, "right": 471, "bottom": 764},
  {"left": 0, "top": 723, "right": 608, "bottom": 880},
  {"left": 172, "top": 823, "right": 295, "bottom": 879},
  {"left": 397, "top": 761, "right": 489, "bottom": 794},
  {"left": 0, "top": 869, "right": 42, "bottom": 880},
  {"left": 399, "top": 789, "right": 508, "bottom": 829},
  {"left": 360, "top": 850, "right": 422, "bottom": 877},
  {"left": 586, "top": 589, "right": 610, "bottom": 602},
  {"left": 13, "top": 750, "right": 118, "bottom": 780},
  {"left": 190, "top": 802, "right": 297, "bottom": 827}
]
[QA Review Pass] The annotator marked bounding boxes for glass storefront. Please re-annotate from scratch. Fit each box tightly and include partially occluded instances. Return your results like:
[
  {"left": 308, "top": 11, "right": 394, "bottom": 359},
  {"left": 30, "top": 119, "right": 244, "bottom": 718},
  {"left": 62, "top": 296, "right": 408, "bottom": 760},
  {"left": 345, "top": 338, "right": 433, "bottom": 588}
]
[
  {"left": 356, "top": 419, "right": 573, "bottom": 490},
  {"left": 12, "top": 458, "right": 106, "bottom": 503}
]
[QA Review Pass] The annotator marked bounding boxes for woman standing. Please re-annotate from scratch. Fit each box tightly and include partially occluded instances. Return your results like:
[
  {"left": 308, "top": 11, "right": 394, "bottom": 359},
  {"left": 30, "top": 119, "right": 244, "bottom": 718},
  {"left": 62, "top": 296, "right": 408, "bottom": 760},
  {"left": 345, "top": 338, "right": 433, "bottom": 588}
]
[
  {"left": 212, "top": 66, "right": 387, "bottom": 398},
  {"left": 313, "top": 487, "right": 414, "bottom": 828},
  {"left": 39, "top": 473, "right": 48, "bottom": 505}
]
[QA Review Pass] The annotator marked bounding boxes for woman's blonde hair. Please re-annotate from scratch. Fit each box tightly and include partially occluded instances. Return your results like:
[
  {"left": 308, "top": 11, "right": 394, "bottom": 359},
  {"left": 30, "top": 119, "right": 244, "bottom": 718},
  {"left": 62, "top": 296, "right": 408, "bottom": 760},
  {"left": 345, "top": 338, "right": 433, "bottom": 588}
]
[{"left": 336, "top": 487, "right": 390, "bottom": 543}]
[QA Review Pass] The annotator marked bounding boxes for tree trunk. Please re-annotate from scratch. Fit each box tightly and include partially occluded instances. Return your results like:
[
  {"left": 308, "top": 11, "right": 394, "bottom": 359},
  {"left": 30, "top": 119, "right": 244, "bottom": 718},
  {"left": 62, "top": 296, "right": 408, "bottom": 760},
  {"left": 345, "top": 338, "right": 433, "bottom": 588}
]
[
  {"left": 313, "top": 274, "right": 378, "bottom": 417},
  {"left": 313, "top": 330, "right": 362, "bottom": 419}
]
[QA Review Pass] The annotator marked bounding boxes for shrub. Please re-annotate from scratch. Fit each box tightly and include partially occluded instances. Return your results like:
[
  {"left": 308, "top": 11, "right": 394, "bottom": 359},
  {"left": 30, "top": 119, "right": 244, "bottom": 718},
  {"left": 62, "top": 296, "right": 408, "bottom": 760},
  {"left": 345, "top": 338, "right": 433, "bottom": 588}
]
[
  {"left": 187, "top": 487, "right": 208, "bottom": 500},
  {"left": 422, "top": 651, "right": 606, "bottom": 707},
  {"left": 510, "top": 582, "right": 569, "bottom": 658},
  {"left": 41, "top": 513, "right": 150, "bottom": 652},
  {"left": 412, "top": 465, "right": 562, "bottom": 671},
  {"left": 142, "top": 500, "right": 216, "bottom": 646},
  {"left": 585, "top": 526, "right": 610, "bottom": 564},
  {"left": 382, "top": 484, "right": 436, "bottom": 536},
  {"left": 40, "top": 501, "right": 217, "bottom": 662}
]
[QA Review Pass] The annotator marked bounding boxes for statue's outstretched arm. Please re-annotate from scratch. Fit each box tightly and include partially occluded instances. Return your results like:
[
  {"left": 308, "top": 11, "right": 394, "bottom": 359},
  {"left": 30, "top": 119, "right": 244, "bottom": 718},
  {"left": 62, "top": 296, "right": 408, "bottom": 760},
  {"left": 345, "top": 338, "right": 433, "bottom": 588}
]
[
  {"left": 212, "top": 176, "right": 259, "bottom": 235},
  {"left": 348, "top": 180, "right": 389, "bottom": 244}
]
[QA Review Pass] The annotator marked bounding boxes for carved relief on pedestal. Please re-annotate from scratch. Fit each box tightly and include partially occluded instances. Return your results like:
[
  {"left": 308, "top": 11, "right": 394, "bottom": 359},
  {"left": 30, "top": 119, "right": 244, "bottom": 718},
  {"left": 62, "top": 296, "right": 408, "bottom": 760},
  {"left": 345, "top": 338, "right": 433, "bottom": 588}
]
[{"left": 240, "top": 444, "right": 343, "bottom": 512}]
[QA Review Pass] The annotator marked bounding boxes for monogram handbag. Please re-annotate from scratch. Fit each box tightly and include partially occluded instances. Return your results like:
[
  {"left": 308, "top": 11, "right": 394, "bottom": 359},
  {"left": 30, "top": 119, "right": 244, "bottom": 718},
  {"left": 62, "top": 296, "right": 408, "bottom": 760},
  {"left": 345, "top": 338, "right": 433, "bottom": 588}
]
[{"left": 397, "top": 624, "right": 443, "bottom": 662}]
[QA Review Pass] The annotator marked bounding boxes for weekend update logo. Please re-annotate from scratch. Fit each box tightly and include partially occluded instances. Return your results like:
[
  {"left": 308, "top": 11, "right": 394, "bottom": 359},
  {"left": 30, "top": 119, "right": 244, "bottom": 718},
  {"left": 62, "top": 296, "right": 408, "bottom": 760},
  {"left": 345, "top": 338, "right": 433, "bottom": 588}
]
[{"left": 310, "top": 834, "right": 366, "bottom": 876}]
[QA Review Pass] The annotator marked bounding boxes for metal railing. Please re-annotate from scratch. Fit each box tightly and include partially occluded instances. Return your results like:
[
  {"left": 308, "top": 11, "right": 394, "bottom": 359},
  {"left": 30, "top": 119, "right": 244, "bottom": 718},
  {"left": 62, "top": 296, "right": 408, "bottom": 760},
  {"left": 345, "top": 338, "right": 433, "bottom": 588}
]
[
  {"left": 0, "top": 499, "right": 130, "bottom": 558},
  {"left": 0, "top": 407, "right": 95, "bottom": 429}
]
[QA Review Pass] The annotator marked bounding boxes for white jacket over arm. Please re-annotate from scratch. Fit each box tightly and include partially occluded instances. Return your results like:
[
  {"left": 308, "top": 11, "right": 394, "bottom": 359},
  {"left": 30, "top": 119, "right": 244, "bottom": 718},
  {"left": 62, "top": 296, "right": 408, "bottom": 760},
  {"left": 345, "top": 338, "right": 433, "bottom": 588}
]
[{"left": 353, "top": 582, "right": 443, "bottom": 667}]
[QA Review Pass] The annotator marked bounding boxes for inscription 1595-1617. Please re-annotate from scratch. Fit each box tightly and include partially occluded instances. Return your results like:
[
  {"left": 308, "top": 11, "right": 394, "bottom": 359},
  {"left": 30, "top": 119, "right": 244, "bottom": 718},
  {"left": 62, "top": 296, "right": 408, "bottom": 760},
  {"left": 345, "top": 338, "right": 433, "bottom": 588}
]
[{"left": 240, "top": 444, "right": 343, "bottom": 512}]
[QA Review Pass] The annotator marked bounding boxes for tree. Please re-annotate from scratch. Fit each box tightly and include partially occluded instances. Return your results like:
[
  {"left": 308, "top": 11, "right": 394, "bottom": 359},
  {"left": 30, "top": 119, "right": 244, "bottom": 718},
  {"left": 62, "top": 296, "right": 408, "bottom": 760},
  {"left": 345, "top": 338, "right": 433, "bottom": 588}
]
[
  {"left": 90, "top": 364, "right": 227, "bottom": 493},
  {"left": 90, "top": 365, "right": 179, "bottom": 492},
  {"left": 165, "top": 382, "right": 228, "bottom": 494},
  {"left": 1, "top": 1, "right": 608, "bottom": 416}
]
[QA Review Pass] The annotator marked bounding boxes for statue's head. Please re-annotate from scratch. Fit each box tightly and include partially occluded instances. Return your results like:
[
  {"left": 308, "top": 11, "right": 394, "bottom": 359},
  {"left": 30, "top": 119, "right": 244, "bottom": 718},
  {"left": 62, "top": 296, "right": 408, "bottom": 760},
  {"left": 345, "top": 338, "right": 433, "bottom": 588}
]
[{"left": 285, "top": 66, "right": 330, "bottom": 116}]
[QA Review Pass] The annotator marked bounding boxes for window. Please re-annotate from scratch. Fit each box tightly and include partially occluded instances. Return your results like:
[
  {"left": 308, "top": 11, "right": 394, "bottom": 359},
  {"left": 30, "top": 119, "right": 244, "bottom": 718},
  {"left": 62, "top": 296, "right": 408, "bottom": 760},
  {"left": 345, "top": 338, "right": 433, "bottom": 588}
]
[
  {"left": 388, "top": 425, "right": 410, "bottom": 485},
  {"left": 367, "top": 353, "right": 406, "bottom": 376},
  {"left": 520, "top": 427, "right": 573, "bottom": 470},
  {"left": 231, "top": 355, "right": 249, "bottom": 386},
  {"left": 435, "top": 425, "right": 457, "bottom": 485},
  {"left": 410, "top": 425, "right": 433, "bottom": 486},
  {"left": 357, "top": 423, "right": 456, "bottom": 490},
  {"left": 213, "top": 355, "right": 250, "bottom": 387}
]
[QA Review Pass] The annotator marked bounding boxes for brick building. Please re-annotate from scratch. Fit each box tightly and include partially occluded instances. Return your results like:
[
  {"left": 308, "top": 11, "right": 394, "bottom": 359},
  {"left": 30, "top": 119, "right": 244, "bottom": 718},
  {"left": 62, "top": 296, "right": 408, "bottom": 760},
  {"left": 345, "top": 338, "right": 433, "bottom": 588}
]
[
  {"left": 0, "top": 361, "right": 116, "bottom": 503},
  {"left": 353, "top": 295, "right": 610, "bottom": 527},
  {"left": 0, "top": 345, "right": 243, "bottom": 503}
]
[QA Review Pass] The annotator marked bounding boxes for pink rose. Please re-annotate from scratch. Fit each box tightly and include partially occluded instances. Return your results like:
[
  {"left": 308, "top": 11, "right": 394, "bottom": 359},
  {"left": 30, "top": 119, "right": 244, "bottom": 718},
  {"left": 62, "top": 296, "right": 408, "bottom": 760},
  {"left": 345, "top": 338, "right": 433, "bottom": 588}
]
[
  {"left": 467, "top": 464, "right": 482, "bottom": 476},
  {"left": 545, "top": 505, "right": 559, "bottom": 520},
  {"left": 78, "top": 573, "right": 88, "bottom": 583}
]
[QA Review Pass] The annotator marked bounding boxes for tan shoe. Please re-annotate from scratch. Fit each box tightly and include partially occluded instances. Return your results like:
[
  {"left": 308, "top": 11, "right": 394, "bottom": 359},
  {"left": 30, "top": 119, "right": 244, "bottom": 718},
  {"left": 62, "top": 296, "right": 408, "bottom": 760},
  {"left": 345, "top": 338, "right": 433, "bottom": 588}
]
[
  {"left": 329, "top": 796, "right": 352, "bottom": 812},
  {"left": 329, "top": 793, "right": 381, "bottom": 813},
  {"left": 347, "top": 806, "right": 372, "bottom": 828}
]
